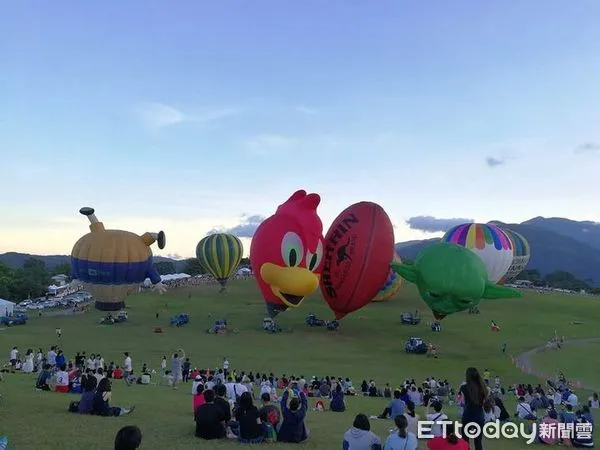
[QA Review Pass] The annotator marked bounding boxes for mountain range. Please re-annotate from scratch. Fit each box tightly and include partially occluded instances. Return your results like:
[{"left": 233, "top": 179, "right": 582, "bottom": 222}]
[{"left": 2, "top": 217, "right": 600, "bottom": 285}]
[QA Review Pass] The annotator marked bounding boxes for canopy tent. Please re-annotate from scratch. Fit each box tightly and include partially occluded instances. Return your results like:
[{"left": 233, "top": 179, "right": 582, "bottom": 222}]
[
  {"left": 47, "top": 284, "right": 69, "bottom": 295},
  {"left": 160, "top": 273, "right": 191, "bottom": 282},
  {"left": 0, "top": 298, "right": 15, "bottom": 316}
]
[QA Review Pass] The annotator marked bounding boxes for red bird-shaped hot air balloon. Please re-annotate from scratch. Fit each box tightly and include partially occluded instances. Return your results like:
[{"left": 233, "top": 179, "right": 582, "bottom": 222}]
[{"left": 250, "top": 190, "right": 324, "bottom": 318}]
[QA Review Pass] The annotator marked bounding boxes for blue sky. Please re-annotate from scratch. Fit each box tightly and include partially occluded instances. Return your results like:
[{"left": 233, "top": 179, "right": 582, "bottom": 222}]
[{"left": 1, "top": 0, "right": 599, "bottom": 257}]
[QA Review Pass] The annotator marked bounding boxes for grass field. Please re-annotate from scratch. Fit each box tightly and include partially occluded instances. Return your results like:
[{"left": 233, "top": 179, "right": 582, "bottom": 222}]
[{"left": 1, "top": 280, "right": 599, "bottom": 450}]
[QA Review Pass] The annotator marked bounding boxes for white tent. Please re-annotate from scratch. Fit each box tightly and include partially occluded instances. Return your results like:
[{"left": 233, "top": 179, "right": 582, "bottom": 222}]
[
  {"left": 160, "top": 273, "right": 191, "bottom": 281},
  {"left": 0, "top": 298, "right": 15, "bottom": 317}
]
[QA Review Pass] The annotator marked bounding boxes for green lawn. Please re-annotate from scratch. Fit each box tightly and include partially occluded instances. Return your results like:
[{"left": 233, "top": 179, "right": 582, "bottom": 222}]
[
  {"left": 531, "top": 342, "right": 600, "bottom": 391},
  {"left": 1, "top": 281, "right": 599, "bottom": 450}
]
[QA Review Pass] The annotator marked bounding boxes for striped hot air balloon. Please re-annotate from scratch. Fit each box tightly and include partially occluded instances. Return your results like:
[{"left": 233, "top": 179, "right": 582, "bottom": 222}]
[
  {"left": 372, "top": 252, "right": 403, "bottom": 302},
  {"left": 441, "top": 223, "right": 513, "bottom": 283},
  {"left": 499, "top": 228, "right": 531, "bottom": 283},
  {"left": 196, "top": 233, "right": 244, "bottom": 292}
]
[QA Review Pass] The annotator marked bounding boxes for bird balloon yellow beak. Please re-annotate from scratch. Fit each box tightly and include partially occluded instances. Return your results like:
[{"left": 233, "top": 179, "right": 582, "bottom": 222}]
[{"left": 260, "top": 263, "right": 320, "bottom": 307}]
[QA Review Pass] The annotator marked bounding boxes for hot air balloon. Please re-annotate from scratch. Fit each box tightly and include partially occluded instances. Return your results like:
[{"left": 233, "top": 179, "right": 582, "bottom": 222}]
[
  {"left": 372, "top": 253, "right": 403, "bottom": 302},
  {"left": 499, "top": 228, "right": 531, "bottom": 283},
  {"left": 196, "top": 233, "right": 243, "bottom": 292},
  {"left": 441, "top": 223, "right": 513, "bottom": 283},
  {"left": 250, "top": 190, "right": 324, "bottom": 318},
  {"left": 71, "top": 207, "right": 167, "bottom": 311}
]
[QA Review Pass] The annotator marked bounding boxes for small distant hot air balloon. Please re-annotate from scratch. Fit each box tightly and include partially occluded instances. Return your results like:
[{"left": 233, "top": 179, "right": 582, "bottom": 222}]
[
  {"left": 196, "top": 233, "right": 244, "bottom": 292},
  {"left": 441, "top": 223, "right": 513, "bottom": 283},
  {"left": 499, "top": 228, "right": 530, "bottom": 283},
  {"left": 71, "top": 207, "right": 167, "bottom": 311},
  {"left": 372, "top": 253, "right": 403, "bottom": 302}
]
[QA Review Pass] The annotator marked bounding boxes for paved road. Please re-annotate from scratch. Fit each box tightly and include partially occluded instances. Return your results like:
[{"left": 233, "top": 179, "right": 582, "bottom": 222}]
[{"left": 515, "top": 337, "right": 600, "bottom": 391}]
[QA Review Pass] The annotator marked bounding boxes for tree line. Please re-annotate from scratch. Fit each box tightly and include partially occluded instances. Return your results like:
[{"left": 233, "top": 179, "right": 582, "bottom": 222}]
[{"left": 1, "top": 257, "right": 598, "bottom": 302}]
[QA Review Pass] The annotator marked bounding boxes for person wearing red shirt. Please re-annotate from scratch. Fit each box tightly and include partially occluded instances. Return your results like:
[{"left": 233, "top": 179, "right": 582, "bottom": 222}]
[
  {"left": 113, "top": 366, "right": 123, "bottom": 379},
  {"left": 427, "top": 423, "right": 469, "bottom": 450}
]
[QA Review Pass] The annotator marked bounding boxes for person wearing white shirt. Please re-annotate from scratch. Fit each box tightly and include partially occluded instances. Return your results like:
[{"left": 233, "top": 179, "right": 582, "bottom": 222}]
[
  {"left": 95, "top": 368, "right": 105, "bottom": 384},
  {"left": 161, "top": 356, "right": 167, "bottom": 375},
  {"left": 552, "top": 390, "right": 562, "bottom": 407},
  {"left": 260, "top": 381, "right": 272, "bottom": 398},
  {"left": 205, "top": 377, "right": 215, "bottom": 391},
  {"left": 566, "top": 391, "right": 578, "bottom": 407},
  {"left": 123, "top": 352, "right": 132, "bottom": 376},
  {"left": 48, "top": 347, "right": 57, "bottom": 367},
  {"left": 225, "top": 378, "right": 237, "bottom": 400},
  {"left": 192, "top": 375, "right": 203, "bottom": 395},
  {"left": 426, "top": 401, "right": 448, "bottom": 437},
  {"left": 97, "top": 355, "right": 104, "bottom": 370},
  {"left": 87, "top": 356, "right": 95, "bottom": 371},
  {"left": 516, "top": 397, "right": 536, "bottom": 419},
  {"left": 223, "top": 358, "right": 230, "bottom": 374},
  {"left": 9, "top": 347, "right": 18, "bottom": 366},
  {"left": 55, "top": 367, "right": 70, "bottom": 393},
  {"left": 588, "top": 393, "right": 599, "bottom": 409}
]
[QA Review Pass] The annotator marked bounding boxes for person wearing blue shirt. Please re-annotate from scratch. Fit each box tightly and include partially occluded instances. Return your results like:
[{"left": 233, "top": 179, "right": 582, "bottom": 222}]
[
  {"left": 330, "top": 384, "right": 346, "bottom": 412},
  {"left": 378, "top": 390, "right": 406, "bottom": 419},
  {"left": 384, "top": 415, "right": 417, "bottom": 450}
]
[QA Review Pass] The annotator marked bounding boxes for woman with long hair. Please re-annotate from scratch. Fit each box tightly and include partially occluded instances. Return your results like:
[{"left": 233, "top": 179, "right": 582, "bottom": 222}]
[
  {"left": 92, "top": 378, "right": 135, "bottom": 417},
  {"left": 460, "top": 367, "right": 488, "bottom": 450},
  {"left": 427, "top": 422, "right": 469, "bottom": 449},
  {"left": 234, "top": 391, "right": 264, "bottom": 443},
  {"left": 384, "top": 414, "right": 417, "bottom": 450}
]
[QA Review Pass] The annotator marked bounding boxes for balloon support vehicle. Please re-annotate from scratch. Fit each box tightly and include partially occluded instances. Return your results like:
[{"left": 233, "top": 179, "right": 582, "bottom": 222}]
[
  {"left": 170, "top": 313, "right": 189, "bottom": 327},
  {"left": 405, "top": 337, "right": 428, "bottom": 354},
  {"left": 400, "top": 312, "right": 421, "bottom": 325},
  {"left": 207, "top": 319, "right": 227, "bottom": 334}
]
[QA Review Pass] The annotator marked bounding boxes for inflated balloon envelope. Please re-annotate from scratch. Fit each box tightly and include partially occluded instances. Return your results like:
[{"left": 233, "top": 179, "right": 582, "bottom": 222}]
[
  {"left": 392, "top": 242, "right": 522, "bottom": 320},
  {"left": 71, "top": 207, "right": 167, "bottom": 311},
  {"left": 250, "top": 190, "right": 325, "bottom": 318}
]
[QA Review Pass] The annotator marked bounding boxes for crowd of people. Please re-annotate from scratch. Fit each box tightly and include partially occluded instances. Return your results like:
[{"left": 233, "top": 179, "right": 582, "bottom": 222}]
[{"left": 4, "top": 341, "right": 598, "bottom": 449}]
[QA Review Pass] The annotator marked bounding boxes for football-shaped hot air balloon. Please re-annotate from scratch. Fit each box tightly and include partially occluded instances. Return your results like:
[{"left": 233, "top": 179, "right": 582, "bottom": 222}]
[
  {"left": 441, "top": 223, "right": 513, "bottom": 283},
  {"left": 320, "top": 202, "right": 394, "bottom": 319},
  {"left": 71, "top": 207, "right": 167, "bottom": 311},
  {"left": 499, "top": 228, "right": 530, "bottom": 284},
  {"left": 372, "top": 252, "right": 403, "bottom": 302},
  {"left": 250, "top": 190, "right": 324, "bottom": 318},
  {"left": 196, "top": 233, "right": 243, "bottom": 292}
]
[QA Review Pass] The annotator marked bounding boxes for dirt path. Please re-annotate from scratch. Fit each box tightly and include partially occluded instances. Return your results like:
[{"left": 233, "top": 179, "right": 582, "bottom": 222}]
[{"left": 514, "top": 337, "right": 600, "bottom": 391}]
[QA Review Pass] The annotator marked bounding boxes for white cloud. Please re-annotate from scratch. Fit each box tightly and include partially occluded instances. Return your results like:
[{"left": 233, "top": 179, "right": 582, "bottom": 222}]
[
  {"left": 244, "top": 134, "right": 296, "bottom": 155},
  {"left": 208, "top": 214, "right": 265, "bottom": 238},
  {"left": 134, "top": 102, "right": 239, "bottom": 128}
]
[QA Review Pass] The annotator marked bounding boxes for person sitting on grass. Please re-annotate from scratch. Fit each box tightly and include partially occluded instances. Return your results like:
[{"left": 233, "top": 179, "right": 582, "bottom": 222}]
[
  {"left": 35, "top": 364, "right": 52, "bottom": 391},
  {"left": 426, "top": 400, "right": 448, "bottom": 437},
  {"left": 403, "top": 401, "right": 419, "bottom": 435},
  {"left": 77, "top": 374, "right": 97, "bottom": 414},
  {"left": 378, "top": 390, "right": 405, "bottom": 419},
  {"left": 426, "top": 422, "right": 469, "bottom": 450},
  {"left": 55, "top": 364, "right": 70, "bottom": 393},
  {"left": 330, "top": 383, "right": 346, "bottom": 412},
  {"left": 343, "top": 413, "right": 382, "bottom": 450},
  {"left": 572, "top": 409, "right": 594, "bottom": 448},
  {"left": 161, "top": 370, "right": 174, "bottom": 387},
  {"left": 194, "top": 389, "right": 227, "bottom": 440},
  {"left": 384, "top": 414, "right": 418, "bottom": 450},
  {"left": 536, "top": 408, "right": 559, "bottom": 445},
  {"left": 112, "top": 365, "right": 123, "bottom": 380},
  {"left": 213, "top": 384, "right": 235, "bottom": 438},
  {"left": 92, "top": 378, "right": 135, "bottom": 417},
  {"left": 515, "top": 396, "right": 536, "bottom": 420},
  {"left": 278, "top": 388, "right": 309, "bottom": 443},
  {"left": 232, "top": 391, "right": 265, "bottom": 443},
  {"left": 114, "top": 425, "right": 142, "bottom": 450},
  {"left": 259, "top": 392, "right": 280, "bottom": 440},
  {"left": 193, "top": 383, "right": 205, "bottom": 413}
]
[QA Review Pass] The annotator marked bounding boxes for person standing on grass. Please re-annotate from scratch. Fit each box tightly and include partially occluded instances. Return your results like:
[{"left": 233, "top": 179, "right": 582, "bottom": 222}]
[
  {"left": 460, "top": 367, "right": 487, "bottom": 450},
  {"left": 223, "top": 357, "right": 229, "bottom": 375},
  {"left": 123, "top": 352, "right": 132, "bottom": 379},
  {"left": 161, "top": 356, "right": 167, "bottom": 376},
  {"left": 172, "top": 352, "right": 183, "bottom": 389},
  {"left": 114, "top": 425, "right": 142, "bottom": 450}
]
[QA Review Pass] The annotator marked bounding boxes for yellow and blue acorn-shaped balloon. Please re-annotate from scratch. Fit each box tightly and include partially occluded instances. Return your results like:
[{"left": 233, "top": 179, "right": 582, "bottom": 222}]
[{"left": 71, "top": 207, "right": 166, "bottom": 311}]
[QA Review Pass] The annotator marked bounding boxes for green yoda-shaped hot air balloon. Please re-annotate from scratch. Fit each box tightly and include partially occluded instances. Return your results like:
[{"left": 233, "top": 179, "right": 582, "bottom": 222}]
[{"left": 392, "top": 242, "right": 522, "bottom": 320}]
